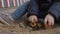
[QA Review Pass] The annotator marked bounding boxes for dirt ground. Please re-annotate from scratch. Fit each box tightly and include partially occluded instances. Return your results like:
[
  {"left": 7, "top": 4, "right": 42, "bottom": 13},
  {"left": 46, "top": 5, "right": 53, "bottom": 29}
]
[{"left": 0, "top": 8, "right": 60, "bottom": 34}]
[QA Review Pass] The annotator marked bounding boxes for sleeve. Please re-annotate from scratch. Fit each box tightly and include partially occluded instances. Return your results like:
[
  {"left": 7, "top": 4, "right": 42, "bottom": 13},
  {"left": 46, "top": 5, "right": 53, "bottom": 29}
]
[
  {"left": 48, "top": 3, "right": 60, "bottom": 21},
  {"left": 27, "top": 0, "right": 39, "bottom": 17}
]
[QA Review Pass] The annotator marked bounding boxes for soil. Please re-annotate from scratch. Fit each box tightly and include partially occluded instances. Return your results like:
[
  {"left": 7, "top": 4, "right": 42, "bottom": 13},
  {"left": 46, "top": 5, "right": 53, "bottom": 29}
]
[{"left": 0, "top": 8, "right": 60, "bottom": 34}]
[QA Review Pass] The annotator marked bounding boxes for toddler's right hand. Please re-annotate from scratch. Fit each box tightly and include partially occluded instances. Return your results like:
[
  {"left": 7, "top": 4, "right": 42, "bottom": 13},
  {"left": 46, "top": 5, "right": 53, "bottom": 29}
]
[{"left": 28, "top": 15, "right": 38, "bottom": 23}]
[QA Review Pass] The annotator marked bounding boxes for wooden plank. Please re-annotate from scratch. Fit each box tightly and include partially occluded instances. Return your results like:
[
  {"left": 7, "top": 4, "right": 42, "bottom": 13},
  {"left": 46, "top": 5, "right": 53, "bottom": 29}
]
[
  {"left": 16, "top": 0, "right": 20, "bottom": 7},
  {"left": 19, "top": 0, "right": 20, "bottom": 5},
  {"left": 7, "top": 0, "right": 10, "bottom": 7},
  {"left": 13, "top": 0, "right": 16, "bottom": 7},
  {"left": 1, "top": 0, "right": 5, "bottom": 8},
  {"left": 4, "top": 0, "right": 8, "bottom": 8},
  {"left": 0, "top": 0, "right": 2, "bottom": 8}
]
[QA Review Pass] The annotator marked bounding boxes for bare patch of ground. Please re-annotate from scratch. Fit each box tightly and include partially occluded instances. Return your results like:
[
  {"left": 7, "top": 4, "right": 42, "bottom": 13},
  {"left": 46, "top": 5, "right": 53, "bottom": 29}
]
[{"left": 0, "top": 9, "right": 60, "bottom": 34}]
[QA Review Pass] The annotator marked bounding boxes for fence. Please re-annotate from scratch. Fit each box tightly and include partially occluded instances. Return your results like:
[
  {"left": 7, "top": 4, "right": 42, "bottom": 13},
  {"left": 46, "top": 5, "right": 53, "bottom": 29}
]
[{"left": 0, "top": 0, "right": 30, "bottom": 8}]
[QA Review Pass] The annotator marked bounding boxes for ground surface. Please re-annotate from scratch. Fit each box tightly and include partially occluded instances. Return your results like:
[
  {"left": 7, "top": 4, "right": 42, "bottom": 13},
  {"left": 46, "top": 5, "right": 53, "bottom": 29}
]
[{"left": 0, "top": 8, "right": 60, "bottom": 34}]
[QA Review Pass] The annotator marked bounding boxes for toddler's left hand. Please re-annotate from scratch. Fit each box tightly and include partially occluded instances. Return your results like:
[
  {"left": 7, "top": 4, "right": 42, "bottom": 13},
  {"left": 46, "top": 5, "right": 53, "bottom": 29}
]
[{"left": 44, "top": 14, "right": 54, "bottom": 26}]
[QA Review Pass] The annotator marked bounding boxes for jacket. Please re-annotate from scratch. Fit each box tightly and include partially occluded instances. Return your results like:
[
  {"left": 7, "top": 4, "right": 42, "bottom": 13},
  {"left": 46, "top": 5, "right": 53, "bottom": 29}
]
[{"left": 27, "top": 0, "right": 60, "bottom": 21}]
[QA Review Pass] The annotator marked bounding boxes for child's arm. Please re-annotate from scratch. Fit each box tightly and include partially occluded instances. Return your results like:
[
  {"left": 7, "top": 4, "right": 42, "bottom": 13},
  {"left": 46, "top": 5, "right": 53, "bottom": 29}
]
[
  {"left": 44, "top": 3, "right": 60, "bottom": 26},
  {"left": 27, "top": 0, "right": 39, "bottom": 17},
  {"left": 27, "top": 0, "right": 39, "bottom": 27},
  {"left": 48, "top": 3, "right": 60, "bottom": 21}
]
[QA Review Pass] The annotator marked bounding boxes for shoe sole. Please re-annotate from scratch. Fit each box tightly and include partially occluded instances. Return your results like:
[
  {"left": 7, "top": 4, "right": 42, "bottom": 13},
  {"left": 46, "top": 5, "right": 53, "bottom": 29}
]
[{"left": 0, "top": 17, "right": 10, "bottom": 26}]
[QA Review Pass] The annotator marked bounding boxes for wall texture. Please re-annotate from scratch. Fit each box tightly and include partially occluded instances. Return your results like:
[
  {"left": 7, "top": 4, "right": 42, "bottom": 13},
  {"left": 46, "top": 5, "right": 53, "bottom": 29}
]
[{"left": 0, "top": 0, "right": 30, "bottom": 8}]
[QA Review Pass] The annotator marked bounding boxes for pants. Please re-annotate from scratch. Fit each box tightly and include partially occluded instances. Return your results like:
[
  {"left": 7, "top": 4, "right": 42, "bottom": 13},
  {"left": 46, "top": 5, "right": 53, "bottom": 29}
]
[
  {"left": 11, "top": 1, "right": 60, "bottom": 22},
  {"left": 11, "top": 2, "right": 29, "bottom": 20}
]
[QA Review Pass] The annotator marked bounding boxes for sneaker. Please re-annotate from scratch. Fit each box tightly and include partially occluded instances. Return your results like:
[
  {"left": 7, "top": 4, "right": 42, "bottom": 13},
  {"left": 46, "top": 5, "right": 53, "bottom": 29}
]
[{"left": 0, "top": 12, "right": 15, "bottom": 26}]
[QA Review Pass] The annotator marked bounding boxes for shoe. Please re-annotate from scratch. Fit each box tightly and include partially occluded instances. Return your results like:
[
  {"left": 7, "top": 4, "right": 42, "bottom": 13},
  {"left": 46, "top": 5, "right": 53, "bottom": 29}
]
[{"left": 0, "top": 12, "right": 15, "bottom": 26}]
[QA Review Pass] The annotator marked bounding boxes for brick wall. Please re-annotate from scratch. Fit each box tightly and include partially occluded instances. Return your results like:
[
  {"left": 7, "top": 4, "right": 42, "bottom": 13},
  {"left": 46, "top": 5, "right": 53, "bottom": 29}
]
[{"left": 0, "top": 0, "right": 30, "bottom": 8}]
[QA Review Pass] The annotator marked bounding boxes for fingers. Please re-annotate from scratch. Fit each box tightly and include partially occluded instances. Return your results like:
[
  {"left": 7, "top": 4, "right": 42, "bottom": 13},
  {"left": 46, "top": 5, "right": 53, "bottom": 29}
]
[
  {"left": 48, "top": 16, "right": 54, "bottom": 26},
  {"left": 28, "top": 15, "right": 38, "bottom": 23},
  {"left": 34, "top": 16, "right": 38, "bottom": 22},
  {"left": 51, "top": 17, "right": 54, "bottom": 25},
  {"left": 44, "top": 16, "right": 48, "bottom": 25},
  {"left": 44, "top": 14, "right": 54, "bottom": 26},
  {"left": 31, "top": 17, "right": 35, "bottom": 23},
  {"left": 28, "top": 14, "right": 54, "bottom": 26},
  {"left": 48, "top": 18, "right": 52, "bottom": 26},
  {"left": 28, "top": 16, "right": 31, "bottom": 22}
]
